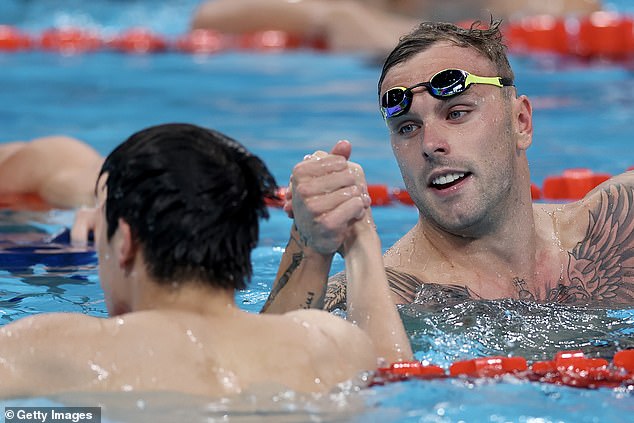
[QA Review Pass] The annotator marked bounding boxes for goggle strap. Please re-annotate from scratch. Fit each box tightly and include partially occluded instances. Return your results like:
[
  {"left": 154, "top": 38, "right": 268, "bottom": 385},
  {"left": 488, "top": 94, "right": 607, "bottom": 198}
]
[{"left": 465, "top": 74, "right": 505, "bottom": 88}]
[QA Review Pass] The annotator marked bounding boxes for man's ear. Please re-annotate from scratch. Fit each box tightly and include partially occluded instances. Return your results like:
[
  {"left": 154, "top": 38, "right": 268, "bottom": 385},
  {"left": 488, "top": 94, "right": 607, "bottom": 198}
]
[
  {"left": 117, "top": 218, "right": 137, "bottom": 269},
  {"left": 514, "top": 94, "right": 533, "bottom": 151}
]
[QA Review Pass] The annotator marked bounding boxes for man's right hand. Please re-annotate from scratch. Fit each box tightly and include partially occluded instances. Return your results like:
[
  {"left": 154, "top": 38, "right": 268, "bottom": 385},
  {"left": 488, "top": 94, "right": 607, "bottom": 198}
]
[{"left": 288, "top": 140, "right": 371, "bottom": 255}]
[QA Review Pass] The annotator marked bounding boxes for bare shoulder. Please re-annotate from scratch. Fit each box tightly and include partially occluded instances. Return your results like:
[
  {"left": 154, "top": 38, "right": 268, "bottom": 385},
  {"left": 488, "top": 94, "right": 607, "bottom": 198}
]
[
  {"left": 283, "top": 309, "right": 374, "bottom": 349},
  {"left": 536, "top": 173, "right": 634, "bottom": 304},
  {"left": 284, "top": 308, "right": 356, "bottom": 332},
  {"left": 0, "top": 313, "right": 107, "bottom": 397},
  {"left": 283, "top": 309, "right": 377, "bottom": 369},
  {"left": 0, "top": 313, "right": 106, "bottom": 353},
  {"left": 2, "top": 312, "right": 101, "bottom": 336}
]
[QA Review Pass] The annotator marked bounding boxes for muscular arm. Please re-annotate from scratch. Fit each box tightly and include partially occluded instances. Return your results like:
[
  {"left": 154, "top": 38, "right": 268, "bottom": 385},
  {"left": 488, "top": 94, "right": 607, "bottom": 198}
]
[{"left": 343, "top": 216, "right": 412, "bottom": 362}]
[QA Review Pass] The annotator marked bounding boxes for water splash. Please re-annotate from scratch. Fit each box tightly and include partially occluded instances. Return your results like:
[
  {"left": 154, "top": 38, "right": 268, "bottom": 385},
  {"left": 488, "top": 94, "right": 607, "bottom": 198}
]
[{"left": 401, "top": 298, "right": 634, "bottom": 367}]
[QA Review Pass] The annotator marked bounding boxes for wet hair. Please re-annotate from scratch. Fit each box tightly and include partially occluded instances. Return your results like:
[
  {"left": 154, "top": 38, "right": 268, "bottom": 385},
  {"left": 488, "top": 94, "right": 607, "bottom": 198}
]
[
  {"left": 378, "top": 19, "right": 514, "bottom": 96},
  {"left": 99, "top": 123, "right": 277, "bottom": 290}
]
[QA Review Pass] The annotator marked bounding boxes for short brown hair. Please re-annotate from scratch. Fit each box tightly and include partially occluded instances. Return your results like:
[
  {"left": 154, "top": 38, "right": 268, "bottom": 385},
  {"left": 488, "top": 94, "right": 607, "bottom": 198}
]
[{"left": 378, "top": 19, "right": 514, "bottom": 96}]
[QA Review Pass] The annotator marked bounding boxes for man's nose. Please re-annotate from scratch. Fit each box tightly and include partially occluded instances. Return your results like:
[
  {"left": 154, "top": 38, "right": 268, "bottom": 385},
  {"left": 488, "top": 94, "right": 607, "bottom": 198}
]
[{"left": 421, "top": 119, "right": 450, "bottom": 159}]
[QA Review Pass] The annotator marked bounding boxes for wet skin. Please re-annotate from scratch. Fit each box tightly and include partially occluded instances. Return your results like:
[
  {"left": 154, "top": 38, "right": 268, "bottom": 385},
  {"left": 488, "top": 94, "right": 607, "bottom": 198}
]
[{"left": 320, "top": 42, "right": 634, "bottom": 308}]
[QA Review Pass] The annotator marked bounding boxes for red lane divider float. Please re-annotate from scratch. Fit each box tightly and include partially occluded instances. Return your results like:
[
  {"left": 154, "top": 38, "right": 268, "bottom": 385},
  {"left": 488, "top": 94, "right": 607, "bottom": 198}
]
[
  {"left": 6, "top": 13, "right": 634, "bottom": 58},
  {"left": 542, "top": 168, "right": 612, "bottom": 200},
  {"left": 372, "top": 349, "right": 634, "bottom": 389},
  {"left": 174, "top": 29, "right": 226, "bottom": 54},
  {"left": 39, "top": 28, "right": 103, "bottom": 54},
  {"left": 0, "top": 193, "right": 52, "bottom": 212},
  {"left": 0, "top": 25, "right": 329, "bottom": 54},
  {"left": 0, "top": 25, "right": 32, "bottom": 51},
  {"left": 504, "top": 11, "right": 634, "bottom": 59},
  {"left": 108, "top": 28, "right": 168, "bottom": 54}
]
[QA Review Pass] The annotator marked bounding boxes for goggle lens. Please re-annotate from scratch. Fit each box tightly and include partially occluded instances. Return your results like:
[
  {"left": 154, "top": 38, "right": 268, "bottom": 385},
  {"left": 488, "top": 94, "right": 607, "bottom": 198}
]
[{"left": 380, "top": 69, "right": 512, "bottom": 119}]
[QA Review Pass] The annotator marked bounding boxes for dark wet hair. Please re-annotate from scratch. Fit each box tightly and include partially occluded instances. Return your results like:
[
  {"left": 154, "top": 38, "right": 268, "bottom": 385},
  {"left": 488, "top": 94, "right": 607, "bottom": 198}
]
[
  {"left": 378, "top": 19, "right": 514, "bottom": 96},
  {"left": 99, "top": 123, "right": 277, "bottom": 290}
]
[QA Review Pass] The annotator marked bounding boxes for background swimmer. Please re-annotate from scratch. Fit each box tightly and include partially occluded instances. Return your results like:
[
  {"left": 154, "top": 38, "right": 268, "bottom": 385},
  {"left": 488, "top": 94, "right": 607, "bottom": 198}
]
[
  {"left": 191, "top": 0, "right": 602, "bottom": 54},
  {"left": 0, "top": 135, "right": 102, "bottom": 209}
]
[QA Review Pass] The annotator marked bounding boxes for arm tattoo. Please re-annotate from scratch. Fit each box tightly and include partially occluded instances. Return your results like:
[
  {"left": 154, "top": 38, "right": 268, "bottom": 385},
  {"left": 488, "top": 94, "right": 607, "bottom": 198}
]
[
  {"left": 323, "top": 267, "right": 477, "bottom": 311},
  {"left": 557, "top": 184, "right": 634, "bottom": 304},
  {"left": 324, "top": 272, "right": 347, "bottom": 312},
  {"left": 303, "top": 291, "right": 315, "bottom": 309},
  {"left": 261, "top": 251, "right": 303, "bottom": 312}
]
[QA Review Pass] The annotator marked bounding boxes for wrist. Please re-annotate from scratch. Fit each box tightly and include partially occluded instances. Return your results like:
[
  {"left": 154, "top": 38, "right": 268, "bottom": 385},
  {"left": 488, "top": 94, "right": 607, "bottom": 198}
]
[{"left": 290, "top": 223, "right": 335, "bottom": 260}]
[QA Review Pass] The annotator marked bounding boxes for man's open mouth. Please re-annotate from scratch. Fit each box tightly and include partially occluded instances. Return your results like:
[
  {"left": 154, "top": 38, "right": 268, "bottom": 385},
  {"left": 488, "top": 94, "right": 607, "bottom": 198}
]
[{"left": 430, "top": 172, "right": 470, "bottom": 190}]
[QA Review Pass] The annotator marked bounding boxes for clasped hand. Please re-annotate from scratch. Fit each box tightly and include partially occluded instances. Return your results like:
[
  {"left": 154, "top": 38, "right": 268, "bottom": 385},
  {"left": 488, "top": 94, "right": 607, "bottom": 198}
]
[{"left": 284, "top": 140, "right": 371, "bottom": 255}]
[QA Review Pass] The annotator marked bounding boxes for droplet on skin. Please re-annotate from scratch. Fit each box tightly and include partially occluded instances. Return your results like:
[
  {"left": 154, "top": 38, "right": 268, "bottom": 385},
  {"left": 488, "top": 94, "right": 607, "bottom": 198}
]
[
  {"left": 186, "top": 329, "right": 199, "bottom": 344},
  {"left": 89, "top": 361, "right": 110, "bottom": 381}
]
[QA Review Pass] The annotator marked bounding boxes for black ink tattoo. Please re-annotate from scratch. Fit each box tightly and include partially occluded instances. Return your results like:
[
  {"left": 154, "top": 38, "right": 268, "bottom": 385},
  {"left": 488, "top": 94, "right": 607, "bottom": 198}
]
[
  {"left": 261, "top": 251, "right": 303, "bottom": 312},
  {"left": 324, "top": 272, "right": 347, "bottom": 312},
  {"left": 513, "top": 277, "right": 536, "bottom": 301},
  {"left": 557, "top": 184, "right": 634, "bottom": 305},
  {"left": 303, "top": 291, "right": 315, "bottom": 309},
  {"left": 323, "top": 267, "right": 477, "bottom": 311},
  {"left": 322, "top": 184, "right": 634, "bottom": 308}
]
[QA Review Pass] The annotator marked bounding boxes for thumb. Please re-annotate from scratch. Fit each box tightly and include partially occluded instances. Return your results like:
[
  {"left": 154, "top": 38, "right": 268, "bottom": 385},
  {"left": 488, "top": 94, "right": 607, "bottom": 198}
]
[{"left": 330, "top": 139, "right": 351, "bottom": 160}]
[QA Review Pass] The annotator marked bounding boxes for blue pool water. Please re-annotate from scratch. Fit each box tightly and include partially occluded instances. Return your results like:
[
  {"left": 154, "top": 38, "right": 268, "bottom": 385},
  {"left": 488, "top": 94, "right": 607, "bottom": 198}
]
[{"left": 1, "top": 1, "right": 634, "bottom": 422}]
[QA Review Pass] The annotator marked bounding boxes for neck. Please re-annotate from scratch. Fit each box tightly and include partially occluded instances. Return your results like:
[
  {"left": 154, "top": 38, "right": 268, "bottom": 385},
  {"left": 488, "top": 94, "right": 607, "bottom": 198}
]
[
  {"left": 118, "top": 262, "right": 239, "bottom": 316},
  {"left": 410, "top": 181, "right": 538, "bottom": 294},
  {"left": 134, "top": 280, "right": 238, "bottom": 315}
]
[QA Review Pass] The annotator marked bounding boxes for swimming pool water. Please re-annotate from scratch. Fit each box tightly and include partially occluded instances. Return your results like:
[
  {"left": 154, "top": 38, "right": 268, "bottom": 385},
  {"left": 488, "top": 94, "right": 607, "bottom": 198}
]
[{"left": 1, "top": 1, "right": 634, "bottom": 421}]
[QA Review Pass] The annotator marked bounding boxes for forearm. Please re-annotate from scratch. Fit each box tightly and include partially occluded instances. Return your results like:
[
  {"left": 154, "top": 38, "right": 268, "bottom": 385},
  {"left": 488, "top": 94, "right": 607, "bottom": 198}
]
[
  {"left": 344, "top": 223, "right": 413, "bottom": 363},
  {"left": 261, "top": 225, "right": 334, "bottom": 313}
]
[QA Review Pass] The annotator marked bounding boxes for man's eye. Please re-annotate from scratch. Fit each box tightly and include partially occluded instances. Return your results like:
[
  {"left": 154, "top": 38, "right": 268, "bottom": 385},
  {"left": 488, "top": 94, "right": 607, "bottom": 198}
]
[
  {"left": 448, "top": 110, "right": 467, "bottom": 120},
  {"left": 397, "top": 124, "right": 418, "bottom": 136}
]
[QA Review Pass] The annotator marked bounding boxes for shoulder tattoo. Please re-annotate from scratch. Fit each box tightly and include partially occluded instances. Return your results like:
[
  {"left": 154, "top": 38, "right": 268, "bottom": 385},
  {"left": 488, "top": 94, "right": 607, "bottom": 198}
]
[
  {"left": 324, "top": 272, "right": 347, "bottom": 312},
  {"left": 323, "top": 267, "right": 477, "bottom": 311},
  {"left": 556, "top": 184, "right": 634, "bottom": 304}
]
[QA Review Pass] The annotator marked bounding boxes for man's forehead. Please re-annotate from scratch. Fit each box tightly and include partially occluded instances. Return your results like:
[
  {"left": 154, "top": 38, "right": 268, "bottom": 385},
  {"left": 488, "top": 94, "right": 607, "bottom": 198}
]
[{"left": 381, "top": 43, "right": 494, "bottom": 91}]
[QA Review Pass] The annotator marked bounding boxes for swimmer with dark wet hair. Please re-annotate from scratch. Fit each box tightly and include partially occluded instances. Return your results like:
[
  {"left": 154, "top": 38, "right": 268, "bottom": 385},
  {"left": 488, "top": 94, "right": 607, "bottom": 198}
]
[{"left": 0, "top": 123, "right": 411, "bottom": 398}]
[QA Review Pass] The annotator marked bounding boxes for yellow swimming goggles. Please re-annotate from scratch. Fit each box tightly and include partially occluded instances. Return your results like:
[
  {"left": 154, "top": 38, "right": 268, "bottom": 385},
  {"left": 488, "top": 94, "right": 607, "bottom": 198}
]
[{"left": 380, "top": 68, "right": 514, "bottom": 119}]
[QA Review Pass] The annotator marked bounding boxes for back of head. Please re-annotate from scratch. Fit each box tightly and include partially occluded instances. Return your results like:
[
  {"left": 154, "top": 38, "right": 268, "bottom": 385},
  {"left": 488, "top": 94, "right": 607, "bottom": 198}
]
[
  {"left": 100, "top": 123, "right": 277, "bottom": 290},
  {"left": 378, "top": 19, "right": 514, "bottom": 95}
]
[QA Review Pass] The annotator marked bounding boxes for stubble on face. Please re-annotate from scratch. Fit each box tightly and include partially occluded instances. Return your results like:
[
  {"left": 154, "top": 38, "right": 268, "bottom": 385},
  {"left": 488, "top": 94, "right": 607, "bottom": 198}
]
[{"left": 382, "top": 47, "right": 518, "bottom": 236}]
